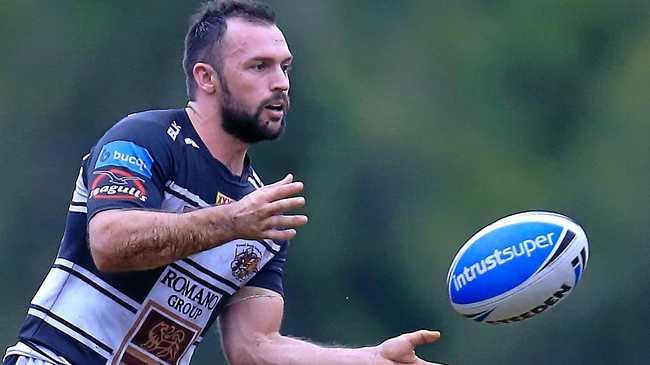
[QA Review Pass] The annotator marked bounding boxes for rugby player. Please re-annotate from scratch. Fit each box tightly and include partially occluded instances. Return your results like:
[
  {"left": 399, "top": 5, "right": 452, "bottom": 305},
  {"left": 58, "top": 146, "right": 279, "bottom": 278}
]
[{"left": 3, "top": 1, "right": 443, "bottom": 364}]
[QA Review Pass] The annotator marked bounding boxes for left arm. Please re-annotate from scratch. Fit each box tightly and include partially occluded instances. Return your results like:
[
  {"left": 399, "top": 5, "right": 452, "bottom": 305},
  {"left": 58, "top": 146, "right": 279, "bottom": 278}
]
[{"left": 219, "top": 287, "right": 443, "bottom": 365}]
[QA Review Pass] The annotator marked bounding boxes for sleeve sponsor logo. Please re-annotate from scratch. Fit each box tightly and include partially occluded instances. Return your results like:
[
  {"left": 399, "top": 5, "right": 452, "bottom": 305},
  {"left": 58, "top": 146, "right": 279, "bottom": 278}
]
[
  {"left": 95, "top": 140, "right": 154, "bottom": 178},
  {"left": 231, "top": 243, "right": 262, "bottom": 281},
  {"left": 90, "top": 168, "right": 148, "bottom": 202}
]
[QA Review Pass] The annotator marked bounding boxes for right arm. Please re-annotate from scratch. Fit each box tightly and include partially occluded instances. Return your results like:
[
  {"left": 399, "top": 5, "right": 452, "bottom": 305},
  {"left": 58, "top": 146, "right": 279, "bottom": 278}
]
[
  {"left": 88, "top": 174, "right": 307, "bottom": 272},
  {"left": 219, "top": 287, "right": 444, "bottom": 365}
]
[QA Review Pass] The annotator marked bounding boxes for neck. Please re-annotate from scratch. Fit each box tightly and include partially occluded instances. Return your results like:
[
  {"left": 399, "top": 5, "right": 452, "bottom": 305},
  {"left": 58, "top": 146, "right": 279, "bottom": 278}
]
[{"left": 185, "top": 100, "right": 248, "bottom": 176}]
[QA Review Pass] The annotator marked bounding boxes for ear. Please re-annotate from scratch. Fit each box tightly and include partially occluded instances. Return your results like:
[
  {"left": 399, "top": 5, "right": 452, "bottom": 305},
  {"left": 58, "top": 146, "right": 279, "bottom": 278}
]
[{"left": 192, "top": 62, "right": 219, "bottom": 95}]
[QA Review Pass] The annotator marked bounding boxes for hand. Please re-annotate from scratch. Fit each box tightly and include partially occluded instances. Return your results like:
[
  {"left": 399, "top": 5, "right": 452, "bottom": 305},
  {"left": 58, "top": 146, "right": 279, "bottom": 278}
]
[
  {"left": 227, "top": 174, "right": 308, "bottom": 241},
  {"left": 371, "top": 330, "right": 444, "bottom": 365}
]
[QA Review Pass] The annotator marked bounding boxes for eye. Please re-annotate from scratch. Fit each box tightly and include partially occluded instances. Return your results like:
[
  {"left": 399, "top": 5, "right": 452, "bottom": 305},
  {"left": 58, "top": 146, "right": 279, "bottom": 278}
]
[
  {"left": 252, "top": 62, "right": 266, "bottom": 71},
  {"left": 281, "top": 64, "right": 292, "bottom": 74}
]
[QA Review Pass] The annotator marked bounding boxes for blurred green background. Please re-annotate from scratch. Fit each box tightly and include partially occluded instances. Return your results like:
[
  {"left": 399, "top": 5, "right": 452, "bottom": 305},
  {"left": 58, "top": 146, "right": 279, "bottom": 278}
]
[{"left": 1, "top": 1, "right": 649, "bottom": 364}]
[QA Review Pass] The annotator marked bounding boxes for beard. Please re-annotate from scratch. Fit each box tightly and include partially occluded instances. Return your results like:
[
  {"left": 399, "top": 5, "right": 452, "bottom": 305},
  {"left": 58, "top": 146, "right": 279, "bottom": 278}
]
[{"left": 220, "top": 85, "right": 290, "bottom": 144}]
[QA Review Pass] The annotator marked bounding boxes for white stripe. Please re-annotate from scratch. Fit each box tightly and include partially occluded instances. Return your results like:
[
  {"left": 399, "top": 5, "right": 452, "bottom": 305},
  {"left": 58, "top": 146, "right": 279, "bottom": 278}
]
[
  {"left": 31, "top": 269, "right": 69, "bottom": 310},
  {"left": 54, "top": 258, "right": 141, "bottom": 310},
  {"left": 262, "top": 239, "right": 282, "bottom": 252},
  {"left": 247, "top": 177, "right": 261, "bottom": 189},
  {"left": 161, "top": 192, "right": 190, "bottom": 213},
  {"left": 27, "top": 308, "right": 111, "bottom": 359},
  {"left": 174, "top": 260, "right": 237, "bottom": 295},
  {"left": 251, "top": 169, "right": 264, "bottom": 187},
  {"left": 166, "top": 181, "right": 210, "bottom": 207},
  {"left": 71, "top": 167, "right": 88, "bottom": 204},
  {"left": 31, "top": 272, "right": 134, "bottom": 355},
  {"left": 68, "top": 205, "right": 87, "bottom": 213}
]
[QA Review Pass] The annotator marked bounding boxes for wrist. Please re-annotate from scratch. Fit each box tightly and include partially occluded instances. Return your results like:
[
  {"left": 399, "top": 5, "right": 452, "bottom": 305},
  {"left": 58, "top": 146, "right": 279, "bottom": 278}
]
[
  {"left": 206, "top": 203, "right": 238, "bottom": 243},
  {"left": 181, "top": 205, "right": 237, "bottom": 247},
  {"left": 363, "top": 346, "right": 381, "bottom": 365}
]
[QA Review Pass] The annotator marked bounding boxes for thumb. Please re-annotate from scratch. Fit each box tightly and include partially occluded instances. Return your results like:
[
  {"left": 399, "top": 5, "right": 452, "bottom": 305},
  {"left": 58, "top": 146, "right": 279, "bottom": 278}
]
[{"left": 403, "top": 330, "right": 441, "bottom": 347}]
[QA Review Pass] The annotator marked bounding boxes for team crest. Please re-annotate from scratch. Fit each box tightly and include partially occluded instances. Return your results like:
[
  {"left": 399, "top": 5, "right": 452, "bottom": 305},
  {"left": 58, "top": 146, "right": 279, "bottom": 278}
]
[
  {"left": 231, "top": 244, "right": 262, "bottom": 281},
  {"left": 215, "top": 192, "right": 235, "bottom": 206}
]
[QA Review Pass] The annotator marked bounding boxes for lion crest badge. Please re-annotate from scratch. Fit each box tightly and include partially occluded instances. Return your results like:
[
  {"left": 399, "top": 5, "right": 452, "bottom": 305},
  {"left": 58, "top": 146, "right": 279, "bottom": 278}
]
[{"left": 231, "top": 244, "right": 262, "bottom": 281}]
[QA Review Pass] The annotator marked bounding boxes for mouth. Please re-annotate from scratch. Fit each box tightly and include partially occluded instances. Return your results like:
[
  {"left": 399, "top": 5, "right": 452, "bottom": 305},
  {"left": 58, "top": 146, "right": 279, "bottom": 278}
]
[
  {"left": 264, "top": 103, "right": 284, "bottom": 112},
  {"left": 263, "top": 100, "right": 287, "bottom": 121},
  {"left": 263, "top": 104, "right": 284, "bottom": 121}
]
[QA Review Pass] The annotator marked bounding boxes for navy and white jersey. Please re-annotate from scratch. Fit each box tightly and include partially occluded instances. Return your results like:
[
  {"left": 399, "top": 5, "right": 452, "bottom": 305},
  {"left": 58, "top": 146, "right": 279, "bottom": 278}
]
[{"left": 11, "top": 109, "right": 288, "bottom": 365}]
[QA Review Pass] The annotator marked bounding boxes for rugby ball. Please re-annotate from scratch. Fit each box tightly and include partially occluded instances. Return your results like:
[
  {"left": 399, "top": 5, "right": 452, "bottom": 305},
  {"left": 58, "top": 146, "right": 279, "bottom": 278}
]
[{"left": 447, "top": 211, "right": 588, "bottom": 324}]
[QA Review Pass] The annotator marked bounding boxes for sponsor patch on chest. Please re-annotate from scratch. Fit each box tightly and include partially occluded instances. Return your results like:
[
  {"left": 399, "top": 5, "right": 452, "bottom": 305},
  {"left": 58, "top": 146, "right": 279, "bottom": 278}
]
[{"left": 112, "top": 266, "right": 225, "bottom": 364}]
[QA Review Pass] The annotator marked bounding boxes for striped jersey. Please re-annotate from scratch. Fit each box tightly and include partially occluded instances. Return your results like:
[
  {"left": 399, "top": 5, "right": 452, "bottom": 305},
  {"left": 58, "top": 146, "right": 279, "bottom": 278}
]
[{"left": 10, "top": 109, "right": 289, "bottom": 365}]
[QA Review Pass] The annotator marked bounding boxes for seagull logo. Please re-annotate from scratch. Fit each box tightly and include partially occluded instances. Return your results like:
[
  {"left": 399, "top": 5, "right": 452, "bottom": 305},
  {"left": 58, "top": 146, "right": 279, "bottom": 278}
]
[{"left": 93, "top": 170, "right": 145, "bottom": 185}]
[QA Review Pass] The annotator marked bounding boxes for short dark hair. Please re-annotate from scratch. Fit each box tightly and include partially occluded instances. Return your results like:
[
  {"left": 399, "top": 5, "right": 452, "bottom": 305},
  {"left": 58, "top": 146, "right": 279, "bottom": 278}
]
[{"left": 183, "top": 0, "right": 276, "bottom": 100}]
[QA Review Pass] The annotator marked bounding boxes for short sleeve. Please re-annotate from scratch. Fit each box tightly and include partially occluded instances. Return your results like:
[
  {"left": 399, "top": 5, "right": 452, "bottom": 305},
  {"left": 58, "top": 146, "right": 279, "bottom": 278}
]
[
  {"left": 246, "top": 242, "right": 289, "bottom": 296},
  {"left": 85, "top": 117, "right": 173, "bottom": 220}
]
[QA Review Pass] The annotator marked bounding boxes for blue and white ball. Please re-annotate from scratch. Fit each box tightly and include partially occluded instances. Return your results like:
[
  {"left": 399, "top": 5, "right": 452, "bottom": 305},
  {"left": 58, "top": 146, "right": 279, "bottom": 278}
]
[{"left": 447, "top": 211, "right": 589, "bottom": 324}]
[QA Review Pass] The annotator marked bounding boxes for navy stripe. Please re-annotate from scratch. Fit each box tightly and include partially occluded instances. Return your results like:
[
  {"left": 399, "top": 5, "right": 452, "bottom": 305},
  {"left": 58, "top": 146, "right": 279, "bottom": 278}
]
[
  {"left": 168, "top": 263, "right": 230, "bottom": 296},
  {"left": 70, "top": 201, "right": 87, "bottom": 207},
  {"left": 473, "top": 308, "right": 495, "bottom": 322},
  {"left": 256, "top": 240, "right": 280, "bottom": 254},
  {"left": 21, "top": 340, "right": 66, "bottom": 365},
  {"left": 2, "top": 355, "right": 19, "bottom": 365},
  {"left": 182, "top": 258, "right": 239, "bottom": 291},
  {"left": 571, "top": 257, "right": 580, "bottom": 267},
  {"left": 164, "top": 187, "right": 199, "bottom": 207},
  {"left": 580, "top": 247, "right": 587, "bottom": 267},
  {"left": 29, "top": 304, "right": 113, "bottom": 354},
  {"left": 52, "top": 264, "right": 138, "bottom": 313},
  {"left": 19, "top": 315, "right": 108, "bottom": 364},
  {"left": 463, "top": 309, "right": 489, "bottom": 318}
]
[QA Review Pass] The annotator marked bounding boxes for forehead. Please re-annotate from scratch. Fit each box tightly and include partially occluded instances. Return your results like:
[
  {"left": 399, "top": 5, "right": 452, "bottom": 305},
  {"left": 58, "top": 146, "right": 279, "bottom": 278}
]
[{"left": 221, "top": 17, "right": 291, "bottom": 62}]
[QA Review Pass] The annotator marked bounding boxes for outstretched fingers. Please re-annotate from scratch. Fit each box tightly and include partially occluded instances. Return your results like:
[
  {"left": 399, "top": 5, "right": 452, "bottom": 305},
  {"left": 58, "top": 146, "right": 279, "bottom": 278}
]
[
  {"left": 266, "top": 197, "right": 306, "bottom": 215},
  {"left": 264, "top": 214, "right": 309, "bottom": 230},
  {"left": 264, "top": 228, "right": 297, "bottom": 241},
  {"left": 261, "top": 210, "right": 307, "bottom": 241},
  {"left": 263, "top": 181, "right": 304, "bottom": 202},
  {"left": 226, "top": 174, "right": 308, "bottom": 241}
]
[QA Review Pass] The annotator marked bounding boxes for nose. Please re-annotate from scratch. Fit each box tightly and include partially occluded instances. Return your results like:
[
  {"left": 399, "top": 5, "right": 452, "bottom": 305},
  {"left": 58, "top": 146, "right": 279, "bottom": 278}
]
[{"left": 270, "top": 66, "right": 290, "bottom": 92}]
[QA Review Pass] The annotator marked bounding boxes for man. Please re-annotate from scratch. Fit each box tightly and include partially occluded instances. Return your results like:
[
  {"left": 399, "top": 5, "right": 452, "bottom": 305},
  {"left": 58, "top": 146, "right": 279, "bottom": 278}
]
[{"left": 4, "top": 1, "right": 443, "bottom": 364}]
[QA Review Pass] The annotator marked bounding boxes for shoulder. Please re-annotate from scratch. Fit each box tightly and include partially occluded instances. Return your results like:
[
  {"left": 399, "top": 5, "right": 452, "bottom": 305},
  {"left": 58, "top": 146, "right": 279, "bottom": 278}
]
[
  {"left": 89, "top": 109, "right": 184, "bottom": 177},
  {"left": 104, "top": 109, "right": 181, "bottom": 141},
  {"left": 94, "top": 108, "right": 186, "bottom": 156}
]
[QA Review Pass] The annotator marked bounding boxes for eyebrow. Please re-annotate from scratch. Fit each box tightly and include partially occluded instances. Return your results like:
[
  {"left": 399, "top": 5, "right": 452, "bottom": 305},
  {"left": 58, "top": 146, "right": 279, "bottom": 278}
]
[{"left": 249, "top": 56, "right": 293, "bottom": 64}]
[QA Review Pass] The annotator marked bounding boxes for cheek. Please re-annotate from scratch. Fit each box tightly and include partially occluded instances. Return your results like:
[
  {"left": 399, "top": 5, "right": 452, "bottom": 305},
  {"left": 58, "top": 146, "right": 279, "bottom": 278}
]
[{"left": 229, "top": 74, "right": 266, "bottom": 106}]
